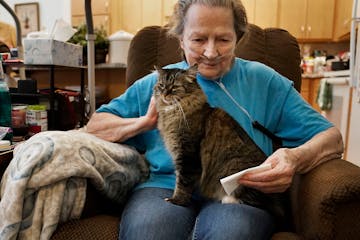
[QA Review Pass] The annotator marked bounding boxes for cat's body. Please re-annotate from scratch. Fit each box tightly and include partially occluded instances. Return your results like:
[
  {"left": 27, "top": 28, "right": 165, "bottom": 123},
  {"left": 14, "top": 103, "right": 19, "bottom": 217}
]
[{"left": 153, "top": 66, "right": 287, "bottom": 222}]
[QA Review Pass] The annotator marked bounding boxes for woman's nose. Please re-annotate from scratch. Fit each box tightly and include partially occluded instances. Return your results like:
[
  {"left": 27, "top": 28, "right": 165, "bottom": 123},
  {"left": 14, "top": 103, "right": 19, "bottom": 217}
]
[{"left": 203, "top": 42, "right": 219, "bottom": 59}]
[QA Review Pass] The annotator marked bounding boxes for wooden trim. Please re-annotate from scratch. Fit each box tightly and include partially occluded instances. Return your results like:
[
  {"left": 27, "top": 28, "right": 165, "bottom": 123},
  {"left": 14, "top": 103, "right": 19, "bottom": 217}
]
[{"left": 344, "top": 87, "right": 353, "bottom": 160}]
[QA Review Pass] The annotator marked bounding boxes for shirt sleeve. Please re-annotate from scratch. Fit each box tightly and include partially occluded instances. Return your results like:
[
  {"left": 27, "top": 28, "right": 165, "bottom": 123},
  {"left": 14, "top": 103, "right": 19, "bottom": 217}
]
[
  {"left": 95, "top": 72, "right": 158, "bottom": 151},
  {"left": 275, "top": 85, "right": 333, "bottom": 147},
  {"left": 96, "top": 72, "right": 157, "bottom": 117}
]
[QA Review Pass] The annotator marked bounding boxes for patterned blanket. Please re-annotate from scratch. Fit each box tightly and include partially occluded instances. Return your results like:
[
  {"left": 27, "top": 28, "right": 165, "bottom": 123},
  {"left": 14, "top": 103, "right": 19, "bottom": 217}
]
[{"left": 0, "top": 130, "right": 149, "bottom": 240}]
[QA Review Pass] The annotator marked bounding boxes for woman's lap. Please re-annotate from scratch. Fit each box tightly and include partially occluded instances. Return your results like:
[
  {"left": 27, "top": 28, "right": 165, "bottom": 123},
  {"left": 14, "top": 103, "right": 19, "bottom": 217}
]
[
  {"left": 119, "top": 188, "right": 197, "bottom": 240},
  {"left": 119, "top": 187, "right": 275, "bottom": 240}
]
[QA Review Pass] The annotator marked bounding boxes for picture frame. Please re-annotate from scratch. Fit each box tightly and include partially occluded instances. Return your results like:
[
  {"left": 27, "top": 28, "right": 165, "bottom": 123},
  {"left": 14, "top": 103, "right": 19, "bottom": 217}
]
[{"left": 14, "top": 2, "right": 40, "bottom": 37}]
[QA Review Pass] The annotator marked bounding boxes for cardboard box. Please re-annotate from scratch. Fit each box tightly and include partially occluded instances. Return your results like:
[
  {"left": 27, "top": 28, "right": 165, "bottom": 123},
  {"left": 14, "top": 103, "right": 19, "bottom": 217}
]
[{"left": 24, "top": 39, "right": 83, "bottom": 67}]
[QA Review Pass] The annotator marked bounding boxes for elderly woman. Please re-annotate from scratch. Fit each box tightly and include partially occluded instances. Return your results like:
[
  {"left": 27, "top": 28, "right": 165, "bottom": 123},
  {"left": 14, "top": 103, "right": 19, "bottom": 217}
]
[{"left": 86, "top": 0, "right": 343, "bottom": 239}]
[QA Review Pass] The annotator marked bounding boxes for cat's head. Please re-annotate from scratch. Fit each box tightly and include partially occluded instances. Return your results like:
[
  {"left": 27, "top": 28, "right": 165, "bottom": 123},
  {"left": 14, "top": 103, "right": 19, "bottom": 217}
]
[{"left": 153, "top": 65, "right": 199, "bottom": 106}]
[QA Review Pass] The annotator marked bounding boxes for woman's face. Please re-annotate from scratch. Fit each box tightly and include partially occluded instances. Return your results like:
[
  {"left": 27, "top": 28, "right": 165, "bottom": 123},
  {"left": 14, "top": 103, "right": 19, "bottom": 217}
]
[{"left": 180, "top": 4, "right": 237, "bottom": 80}]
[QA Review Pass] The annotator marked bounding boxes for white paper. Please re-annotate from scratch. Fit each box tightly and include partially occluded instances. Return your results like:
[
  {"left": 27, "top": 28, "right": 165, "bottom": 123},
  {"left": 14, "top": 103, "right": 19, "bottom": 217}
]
[
  {"left": 220, "top": 163, "right": 272, "bottom": 195},
  {"left": 51, "top": 19, "right": 77, "bottom": 42}
]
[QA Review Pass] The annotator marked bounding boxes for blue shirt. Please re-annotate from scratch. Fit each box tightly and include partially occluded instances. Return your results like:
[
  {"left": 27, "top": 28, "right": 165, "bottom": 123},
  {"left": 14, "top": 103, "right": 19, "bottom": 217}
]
[{"left": 97, "top": 58, "right": 333, "bottom": 190}]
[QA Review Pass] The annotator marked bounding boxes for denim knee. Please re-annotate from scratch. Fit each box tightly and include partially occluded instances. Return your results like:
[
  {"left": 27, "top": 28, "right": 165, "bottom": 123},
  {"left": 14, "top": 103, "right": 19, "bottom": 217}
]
[
  {"left": 192, "top": 202, "right": 275, "bottom": 240},
  {"left": 119, "top": 188, "right": 197, "bottom": 240}
]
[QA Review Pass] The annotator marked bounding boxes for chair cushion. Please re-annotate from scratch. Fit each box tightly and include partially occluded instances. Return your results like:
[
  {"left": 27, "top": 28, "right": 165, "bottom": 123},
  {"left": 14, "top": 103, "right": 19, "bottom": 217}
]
[
  {"left": 51, "top": 215, "right": 120, "bottom": 240},
  {"left": 126, "top": 26, "right": 182, "bottom": 87},
  {"left": 235, "top": 24, "right": 302, "bottom": 91}
]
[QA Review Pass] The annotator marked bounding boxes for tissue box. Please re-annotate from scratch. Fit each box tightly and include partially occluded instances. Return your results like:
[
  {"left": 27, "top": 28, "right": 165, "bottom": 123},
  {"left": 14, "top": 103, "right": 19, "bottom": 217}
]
[{"left": 24, "top": 39, "right": 83, "bottom": 67}]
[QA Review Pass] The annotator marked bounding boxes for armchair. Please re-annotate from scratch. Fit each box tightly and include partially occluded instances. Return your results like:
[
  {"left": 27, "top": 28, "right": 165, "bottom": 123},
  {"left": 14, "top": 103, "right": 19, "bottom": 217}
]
[{"left": 40, "top": 24, "right": 360, "bottom": 239}]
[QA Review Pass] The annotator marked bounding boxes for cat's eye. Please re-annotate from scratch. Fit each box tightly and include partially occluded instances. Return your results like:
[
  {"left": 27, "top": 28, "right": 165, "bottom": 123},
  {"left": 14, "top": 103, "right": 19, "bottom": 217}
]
[{"left": 158, "top": 82, "right": 165, "bottom": 89}]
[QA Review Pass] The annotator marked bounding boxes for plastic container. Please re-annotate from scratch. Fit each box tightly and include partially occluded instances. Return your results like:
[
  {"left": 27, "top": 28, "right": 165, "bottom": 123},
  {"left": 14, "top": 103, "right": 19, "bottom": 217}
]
[
  {"left": 108, "top": 30, "right": 134, "bottom": 64},
  {"left": 26, "top": 105, "right": 48, "bottom": 132}
]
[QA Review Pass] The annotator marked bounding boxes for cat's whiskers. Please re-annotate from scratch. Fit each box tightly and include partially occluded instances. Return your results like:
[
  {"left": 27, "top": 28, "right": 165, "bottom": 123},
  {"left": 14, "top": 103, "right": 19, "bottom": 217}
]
[{"left": 174, "top": 98, "right": 190, "bottom": 130}]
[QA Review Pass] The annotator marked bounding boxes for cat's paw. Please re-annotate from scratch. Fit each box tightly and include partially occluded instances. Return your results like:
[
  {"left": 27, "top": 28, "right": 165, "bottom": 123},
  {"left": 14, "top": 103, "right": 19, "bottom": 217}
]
[
  {"left": 221, "top": 195, "right": 241, "bottom": 204},
  {"left": 165, "top": 197, "right": 190, "bottom": 206}
]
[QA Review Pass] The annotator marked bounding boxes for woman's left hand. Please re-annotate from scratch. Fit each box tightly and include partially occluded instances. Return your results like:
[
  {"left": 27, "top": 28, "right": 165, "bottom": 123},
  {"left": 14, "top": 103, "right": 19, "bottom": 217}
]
[{"left": 237, "top": 148, "right": 298, "bottom": 193}]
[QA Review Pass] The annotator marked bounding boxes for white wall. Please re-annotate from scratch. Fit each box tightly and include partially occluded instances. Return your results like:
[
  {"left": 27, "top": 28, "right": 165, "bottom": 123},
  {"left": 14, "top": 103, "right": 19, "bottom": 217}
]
[{"left": 0, "top": 0, "right": 71, "bottom": 32}]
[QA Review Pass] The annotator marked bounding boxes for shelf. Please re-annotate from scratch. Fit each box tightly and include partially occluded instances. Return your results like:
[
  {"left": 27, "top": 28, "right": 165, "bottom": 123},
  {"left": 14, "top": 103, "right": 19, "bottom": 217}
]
[
  {"left": 4, "top": 62, "right": 126, "bottom": 71},
  {"left": 10, "top": 92, "right": 48, "bottom": 98},
  {"left": 4, "top": 63, "right": 86, "bottom": 130}
]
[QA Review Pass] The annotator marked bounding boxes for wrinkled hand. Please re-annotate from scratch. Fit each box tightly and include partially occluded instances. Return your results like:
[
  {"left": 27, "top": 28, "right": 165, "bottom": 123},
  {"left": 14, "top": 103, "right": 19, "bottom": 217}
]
[
  {"left": 85, "top": 97, "right": 158, "bottom": 142},
  {"left": 143, "top": 96, "right": 158, "bottom": 131},
  {"left": 238, "top": 148, "right": 298, "bottom": 193}
]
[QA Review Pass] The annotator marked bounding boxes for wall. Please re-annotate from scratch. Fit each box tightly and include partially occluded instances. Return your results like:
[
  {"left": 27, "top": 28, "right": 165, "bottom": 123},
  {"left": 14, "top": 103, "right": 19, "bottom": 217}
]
[{"left": 0, "top": 0, "right": 71, "bottom": 33}]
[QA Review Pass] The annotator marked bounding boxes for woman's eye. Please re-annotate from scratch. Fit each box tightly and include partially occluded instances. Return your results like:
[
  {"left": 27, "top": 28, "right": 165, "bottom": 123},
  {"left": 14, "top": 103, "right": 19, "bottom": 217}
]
[
  {"left": 218, "top": 38, "right": 231, "bottom": 43},
  {"left": 192, "top": 38, "right": 203, "bottom": 43}
]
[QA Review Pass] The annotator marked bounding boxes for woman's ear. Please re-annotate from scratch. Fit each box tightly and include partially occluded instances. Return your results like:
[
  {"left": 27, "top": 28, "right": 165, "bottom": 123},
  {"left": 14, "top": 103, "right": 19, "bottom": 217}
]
[{"left": 179, "top": 38, "right": 184, "bottom": 50}]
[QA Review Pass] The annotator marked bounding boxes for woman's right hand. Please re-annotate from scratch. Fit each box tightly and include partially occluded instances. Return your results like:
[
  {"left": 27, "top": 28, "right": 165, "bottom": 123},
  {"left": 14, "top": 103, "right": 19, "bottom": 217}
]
[
  {"left": 85, "top": 97, "right": 158, "bottom": 142},
  {"left": 142, "top": 96, "right": 158, "bottom": 131}
]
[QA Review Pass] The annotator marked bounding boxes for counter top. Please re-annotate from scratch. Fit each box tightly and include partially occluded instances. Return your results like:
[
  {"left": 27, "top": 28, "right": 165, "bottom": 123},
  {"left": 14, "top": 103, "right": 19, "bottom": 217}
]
[
  {"left": 95, "top": 62, "right": 127, "bottom": 69},
  {"left": 302, "top": 73, "right": 324, "bottom": 79}
]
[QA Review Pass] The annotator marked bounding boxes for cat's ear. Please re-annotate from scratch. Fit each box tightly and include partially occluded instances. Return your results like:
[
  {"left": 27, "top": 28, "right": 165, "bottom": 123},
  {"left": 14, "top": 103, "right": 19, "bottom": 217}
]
[
  {"left": 153, "top": 65, "right": 164, "bottom": 74},
  {"left": 188, "top": 64, "right": 198, "bottom": 75}
]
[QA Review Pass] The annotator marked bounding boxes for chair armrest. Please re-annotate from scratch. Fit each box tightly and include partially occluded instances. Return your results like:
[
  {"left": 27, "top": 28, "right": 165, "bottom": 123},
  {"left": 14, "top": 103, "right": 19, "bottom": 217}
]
[{"left": 290, "top": 159, "right": 360, "bottom": 239}]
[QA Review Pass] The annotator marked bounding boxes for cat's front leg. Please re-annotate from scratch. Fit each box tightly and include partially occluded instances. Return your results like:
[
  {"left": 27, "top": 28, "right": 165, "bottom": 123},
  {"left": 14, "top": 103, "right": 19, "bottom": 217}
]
[
  {"left": 165, "top": 183, "right": 193, "bottom": 206},
  {"left": 165, "top": 157, "right": 201, "bottom": 206}
]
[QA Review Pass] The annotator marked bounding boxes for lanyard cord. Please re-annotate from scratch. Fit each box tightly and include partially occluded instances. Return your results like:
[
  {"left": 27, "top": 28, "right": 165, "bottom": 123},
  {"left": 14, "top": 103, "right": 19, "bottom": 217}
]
[
  {"left": 215, "top": 78, "right": 282, "bottom": 150},
  {"left": 216, "top": 80, "right": 254, "bottom": 122}
]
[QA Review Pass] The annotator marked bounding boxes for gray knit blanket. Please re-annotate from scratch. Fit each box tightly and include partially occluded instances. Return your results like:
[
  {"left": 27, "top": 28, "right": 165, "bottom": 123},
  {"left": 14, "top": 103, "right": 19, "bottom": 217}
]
[{"left": 0, "top": 130, "right": 149, "bottom": 240}]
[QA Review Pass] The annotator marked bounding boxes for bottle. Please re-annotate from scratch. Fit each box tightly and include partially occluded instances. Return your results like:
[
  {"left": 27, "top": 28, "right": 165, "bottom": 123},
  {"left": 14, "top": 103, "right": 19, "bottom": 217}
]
[{"left": 0, "top": 61, "right": 12, "bottom": 142}]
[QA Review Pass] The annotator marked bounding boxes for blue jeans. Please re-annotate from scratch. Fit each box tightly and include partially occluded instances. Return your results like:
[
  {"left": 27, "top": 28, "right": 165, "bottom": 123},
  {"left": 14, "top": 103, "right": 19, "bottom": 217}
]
[{"left": 119, "top": 188, "right": 275, "bottom": 240}]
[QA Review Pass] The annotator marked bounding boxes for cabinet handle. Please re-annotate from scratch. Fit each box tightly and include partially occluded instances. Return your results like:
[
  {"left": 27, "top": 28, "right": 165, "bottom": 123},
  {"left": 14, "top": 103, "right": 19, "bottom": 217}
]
[{"left": 344, "top": 19, "right": 350, "bottom": 26}]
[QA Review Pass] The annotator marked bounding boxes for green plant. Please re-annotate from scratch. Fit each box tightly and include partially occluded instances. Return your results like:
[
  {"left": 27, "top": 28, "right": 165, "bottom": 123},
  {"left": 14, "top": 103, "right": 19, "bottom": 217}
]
[{"left": 68, "top": 24, "right": 109, "bottom": 50}]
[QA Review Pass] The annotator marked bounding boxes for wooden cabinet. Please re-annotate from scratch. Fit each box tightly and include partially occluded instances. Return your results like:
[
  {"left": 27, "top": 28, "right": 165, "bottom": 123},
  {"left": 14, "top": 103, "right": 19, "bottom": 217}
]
[
  {"left": 278, "top": 0, "right": 335, "bottom": 41},
  {"left": 119, "top": 0, "right": 142, "bottom": 34},
  {"left": 71, "top": 0, "right": 111, "bottom": 34},
  {"left": 242, "top": 0, "right": 278, "bottom": 28},
  {"left": 301, "top": 77, "right": 321, "bottom": 112},
  {"left": 162, "top": 0, "right": 177, "bottom": 25},
  {"left": 142, "top": 0, "right": 162, "bottom": 27},
  {"left": 242, "top": 0, "right": 256, "bottom": 24},
  {"left": 111, "top": 0, "right": 177, "bottom": 35},
  {"left": 333, "top": 0, "right": 353, "bottom": 41}
]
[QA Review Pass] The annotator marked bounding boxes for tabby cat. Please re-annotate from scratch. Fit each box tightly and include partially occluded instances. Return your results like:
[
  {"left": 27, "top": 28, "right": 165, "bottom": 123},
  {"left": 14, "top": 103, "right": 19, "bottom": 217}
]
[{"left": 153, "top": 65, "right": 287, "bottom": 222}]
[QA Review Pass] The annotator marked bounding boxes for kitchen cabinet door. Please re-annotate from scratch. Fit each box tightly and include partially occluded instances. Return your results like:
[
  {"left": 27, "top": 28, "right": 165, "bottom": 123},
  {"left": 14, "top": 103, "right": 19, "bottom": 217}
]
[
  {"left": 72, "top": 15, "right": 110, "bottom": 34},
  {"left": 306, "top": 0, "right": 335, "bottom": 40},
  {"left": 121, "top": 0, "right": 142, "bottom": 34},
  {"left": 278, "top": 0, "right": 335, "bottom": 41},
  {"left": 333, "top": 0, "right": 353, "bottom": 41},
  {"left": 71, "top": 0, "right": 84, "bottom": 15},
  {"left": 71, "top": 0, "right": 110, "bottom": 16},
  {"left": 163, "top": 0, "right": 177, "bottom": 25},
  {"left": 254, "top": 0, "right": 278, "bottom": 28},
  {"left": 301, "top": 77, "right": 321, "bottom": 112},
  {"left": 142, "top": 0, "right": 162, "bottom": 27},
  {"left": 241, "top": 0, "right": 255, "bottom": 23},
  {"left": 114, "top": 0, "right": 163, "bottom": 34},
  {"left": 278, "top": 0, "right": 307, "bottom": 38},
  {"left": 242, "top": 0, "right": 278, "bottom": 28},
  {"left": 71, "top": 0, "right": 112, "bottom": 35}
]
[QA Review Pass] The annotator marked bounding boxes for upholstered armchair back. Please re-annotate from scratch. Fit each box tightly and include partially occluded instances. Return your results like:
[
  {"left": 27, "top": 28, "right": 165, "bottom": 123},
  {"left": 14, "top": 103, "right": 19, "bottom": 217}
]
[{"left": 126, "top": 23, "right": 302, "bottom": 91}]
